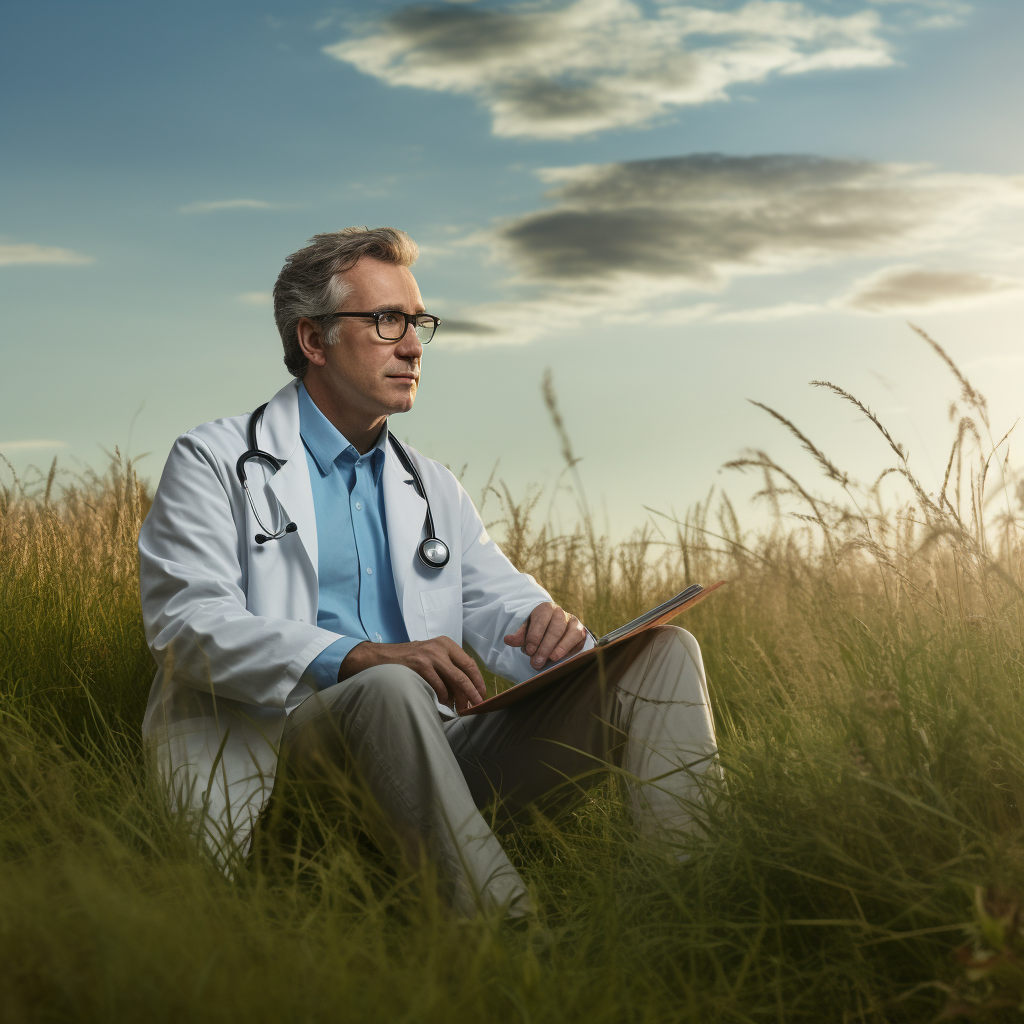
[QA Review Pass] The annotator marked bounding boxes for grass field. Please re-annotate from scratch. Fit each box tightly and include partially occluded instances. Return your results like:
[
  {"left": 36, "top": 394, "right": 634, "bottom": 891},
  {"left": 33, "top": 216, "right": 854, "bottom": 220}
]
[{"left": 2, "top": 332, "right": 1022, "bottom": 1022}]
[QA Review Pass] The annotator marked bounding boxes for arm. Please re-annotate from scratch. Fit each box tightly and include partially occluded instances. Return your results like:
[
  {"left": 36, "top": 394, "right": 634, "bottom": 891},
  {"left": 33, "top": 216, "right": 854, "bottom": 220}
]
[
  {"left": 455, "top": 479, "right": 593, "bottom": 683},
  {"left": 139, "top": 433, "right": 342, "bottom": 709}
]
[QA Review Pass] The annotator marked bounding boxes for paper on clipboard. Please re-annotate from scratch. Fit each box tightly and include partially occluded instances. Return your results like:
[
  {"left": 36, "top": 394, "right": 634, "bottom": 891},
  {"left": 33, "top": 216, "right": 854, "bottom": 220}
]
[{"left": 459, "top": 580, "right": 725, "bottom": 716}]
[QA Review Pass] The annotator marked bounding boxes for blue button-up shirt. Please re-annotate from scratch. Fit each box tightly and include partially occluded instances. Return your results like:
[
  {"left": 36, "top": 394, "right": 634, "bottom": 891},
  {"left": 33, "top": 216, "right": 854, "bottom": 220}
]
[{"left": 298, "top": 383, "right": 408, "bottom": 690}]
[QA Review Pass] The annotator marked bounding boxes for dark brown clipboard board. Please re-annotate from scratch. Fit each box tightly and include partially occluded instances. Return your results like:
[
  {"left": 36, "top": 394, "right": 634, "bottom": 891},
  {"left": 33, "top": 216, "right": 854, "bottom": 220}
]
[{"left": 459, "top": 580, "right": 725, "bottom": 716}]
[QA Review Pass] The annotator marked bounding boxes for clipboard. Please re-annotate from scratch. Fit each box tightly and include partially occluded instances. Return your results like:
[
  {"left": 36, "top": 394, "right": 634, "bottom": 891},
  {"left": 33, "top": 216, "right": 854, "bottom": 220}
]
[{"left": 459, "top": 580, "right": 725, "bottom": 716}]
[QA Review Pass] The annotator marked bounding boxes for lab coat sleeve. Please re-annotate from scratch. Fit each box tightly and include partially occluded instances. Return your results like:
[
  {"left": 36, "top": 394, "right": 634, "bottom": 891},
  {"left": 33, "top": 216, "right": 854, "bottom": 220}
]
[
  {"left": 455, "top": 479, "right": 594, "bottom": 685},
  {"left": 138, "top": 432, "right": 340, "bottom": 709},
  {"left": 300, "top": 636, "right": 362, "bottom": 691}
]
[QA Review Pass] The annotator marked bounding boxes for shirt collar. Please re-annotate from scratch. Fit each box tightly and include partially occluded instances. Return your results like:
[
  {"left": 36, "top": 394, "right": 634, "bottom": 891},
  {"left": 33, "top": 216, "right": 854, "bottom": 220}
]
[{"left": 297, "top": 382, "right": 388, "bottom": 482}]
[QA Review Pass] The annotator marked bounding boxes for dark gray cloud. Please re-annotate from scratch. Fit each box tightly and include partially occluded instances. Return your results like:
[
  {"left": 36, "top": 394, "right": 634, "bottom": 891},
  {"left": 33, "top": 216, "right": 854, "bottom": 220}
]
[
  {"left": 386, "top": 5, "right": 545, "bottom": 62},
  {"left": 437, "top": 318, "right": 499, "bottom": 336},
  {"left": 846, "top": 267, "right": 1022, "bottom": 311},
  {"left": 325, "top": 1, "right": 893, "bottom": 139},
  {"left": 442, "top": 148, "right": 1022, "bottom": 347},
  {"left": 495, "top": 154, "right": 981, "bottom": 287}
]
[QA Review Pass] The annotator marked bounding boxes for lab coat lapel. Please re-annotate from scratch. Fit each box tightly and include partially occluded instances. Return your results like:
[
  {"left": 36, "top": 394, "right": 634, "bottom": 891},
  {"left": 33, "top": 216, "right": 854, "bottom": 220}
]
[
  {"left": 258, "top": 380, "right": 318, "bottom": 576},
  {"left": 382, "top": 433, "right": 427, "bottom": 633}
]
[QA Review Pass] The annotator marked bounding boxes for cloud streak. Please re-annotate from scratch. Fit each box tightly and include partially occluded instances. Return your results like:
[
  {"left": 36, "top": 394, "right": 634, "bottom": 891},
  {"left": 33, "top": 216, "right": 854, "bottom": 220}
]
[
  {"left": 179, "top": 199, "right": 277, "bottom": 214},
  {"left": 844, "top": 265, "right": 1024, "bottom": 312},
  {"left": 867, "top": 0, "right": 971, "bottom": 31},
  {"left": 436, "top": 318, "right": 499, "bottom": 336},
  {"left": 326, "top": 0, "right": 894, "bottom": 138},
  {"left": 0, "top": 243, "right": 93, "bottom": 266},
  {"left": 0, "top": 440, "right": 68, "bottom": 452}
]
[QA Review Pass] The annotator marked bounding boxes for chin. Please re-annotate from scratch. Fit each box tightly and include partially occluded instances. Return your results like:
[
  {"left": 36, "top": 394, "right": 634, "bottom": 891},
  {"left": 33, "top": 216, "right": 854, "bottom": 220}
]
[{"left": 384, "top": 391, "right": 416, "bottom": 414}]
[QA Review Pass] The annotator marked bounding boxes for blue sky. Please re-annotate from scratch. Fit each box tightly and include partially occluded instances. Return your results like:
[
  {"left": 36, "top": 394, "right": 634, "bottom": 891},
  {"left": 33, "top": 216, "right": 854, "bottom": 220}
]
[{"left": 2, "top": 0, "right": 1022, "bottom": 535}]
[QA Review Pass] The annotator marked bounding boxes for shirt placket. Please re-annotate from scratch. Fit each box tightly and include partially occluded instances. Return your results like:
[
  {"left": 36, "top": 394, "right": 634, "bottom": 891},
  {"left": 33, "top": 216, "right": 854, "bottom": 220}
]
[{"left": 352, "top": 456, "right": 381, "bottom": 643}]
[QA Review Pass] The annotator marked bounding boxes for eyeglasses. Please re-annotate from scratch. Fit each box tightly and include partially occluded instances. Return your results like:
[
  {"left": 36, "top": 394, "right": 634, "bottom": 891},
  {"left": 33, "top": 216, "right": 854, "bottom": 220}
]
[{"left": 315, "top": 310, "right": 440, "bottom": 344}]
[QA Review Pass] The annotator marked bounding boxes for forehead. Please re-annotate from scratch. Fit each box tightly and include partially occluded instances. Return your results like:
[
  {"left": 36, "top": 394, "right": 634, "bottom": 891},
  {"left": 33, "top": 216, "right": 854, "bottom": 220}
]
[{"left": 338, "top": 258, "right": 424, "bottom": 311}]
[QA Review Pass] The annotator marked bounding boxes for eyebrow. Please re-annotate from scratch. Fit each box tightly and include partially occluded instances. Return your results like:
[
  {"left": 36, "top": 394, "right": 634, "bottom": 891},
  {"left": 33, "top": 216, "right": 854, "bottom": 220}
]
[{"left": 367, "top": 303, "right": 428, "bottom": 315}]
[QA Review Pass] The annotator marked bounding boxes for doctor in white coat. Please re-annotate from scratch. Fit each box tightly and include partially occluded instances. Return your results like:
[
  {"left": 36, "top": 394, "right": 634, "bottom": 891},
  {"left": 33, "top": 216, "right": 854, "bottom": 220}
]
[{"left": 139, "top": 227, "right": 721, "bottom": 919}]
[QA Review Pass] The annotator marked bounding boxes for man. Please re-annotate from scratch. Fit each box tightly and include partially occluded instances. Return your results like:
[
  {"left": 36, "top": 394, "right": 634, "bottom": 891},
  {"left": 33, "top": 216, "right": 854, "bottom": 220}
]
[{"left": 139, "top": 227, "right": 721, "bottom": 918}]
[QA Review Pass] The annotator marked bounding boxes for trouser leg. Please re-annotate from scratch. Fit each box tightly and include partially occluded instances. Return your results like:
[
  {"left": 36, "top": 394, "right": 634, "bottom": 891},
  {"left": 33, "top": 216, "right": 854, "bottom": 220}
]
[
  {"left": 616, "top": 626, "right": 723, "bottom": 841},
  {"left": 444, "top": 626, "right": 721, "bottom": 846},
  {"left": 274, "top": 664, "right": 531, "bottom": 919}
]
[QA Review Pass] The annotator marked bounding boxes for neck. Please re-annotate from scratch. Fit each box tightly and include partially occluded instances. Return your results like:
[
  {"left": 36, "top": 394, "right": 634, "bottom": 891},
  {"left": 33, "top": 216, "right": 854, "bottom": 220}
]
[{"left": 301, "top": 375, "right": 385, "bottom": 455}]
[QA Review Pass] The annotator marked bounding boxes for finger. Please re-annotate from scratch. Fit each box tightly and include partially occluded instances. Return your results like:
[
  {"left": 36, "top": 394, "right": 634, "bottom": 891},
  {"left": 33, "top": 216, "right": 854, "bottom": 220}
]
[
  {"left": 531, "top": 609, "right": 569, "bottom": 668},
  {"left": 438, "top": 638, "right": 485, "bottom": 696},
  {"left": 418, "top": 665, "right": 451, "bottom": 707},
  {"left": 437, "top": 658, "right": 483, "bottom": 707},
  {"left": 548, "top": 617, "right": 587, "bottom": 663},
  {"left": 440, "top": 638, "right": 487, "bottom": 699},
  {"left": 503, "top": 622, "right": 528, "bottom": 647},
  {"left": 524, "top": 604, "right": 553, "bottom": 656}
]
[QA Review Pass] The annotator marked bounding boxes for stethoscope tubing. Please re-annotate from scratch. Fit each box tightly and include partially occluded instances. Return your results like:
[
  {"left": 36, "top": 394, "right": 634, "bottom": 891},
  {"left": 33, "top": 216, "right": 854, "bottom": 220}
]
[{"left": 236, "top": 402, "right": 449, "bottom": 567}]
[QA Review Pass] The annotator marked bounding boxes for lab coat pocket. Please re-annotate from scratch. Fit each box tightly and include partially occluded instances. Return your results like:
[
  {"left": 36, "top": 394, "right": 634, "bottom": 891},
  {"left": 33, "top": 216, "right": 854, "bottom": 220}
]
[{"left": 420, "top": 585, "right": 463, "bottom": 643}]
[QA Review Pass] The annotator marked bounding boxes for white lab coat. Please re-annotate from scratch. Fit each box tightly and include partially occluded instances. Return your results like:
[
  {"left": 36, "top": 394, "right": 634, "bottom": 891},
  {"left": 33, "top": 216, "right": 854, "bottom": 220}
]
[{"left": 138, "top": 378, "right": 589, "bottom": 859}]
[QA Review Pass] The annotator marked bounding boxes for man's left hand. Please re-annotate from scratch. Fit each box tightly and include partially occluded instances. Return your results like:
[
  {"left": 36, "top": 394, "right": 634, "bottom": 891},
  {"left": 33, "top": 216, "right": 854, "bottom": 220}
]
[{"left": 503, "top": 602, "right": 588, "bottom": 670}]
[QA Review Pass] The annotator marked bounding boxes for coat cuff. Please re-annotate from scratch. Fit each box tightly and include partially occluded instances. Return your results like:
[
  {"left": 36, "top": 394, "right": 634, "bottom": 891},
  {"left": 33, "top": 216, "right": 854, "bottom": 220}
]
[{"left": 300, "top": 636, "right": 364, "bottom": 691}]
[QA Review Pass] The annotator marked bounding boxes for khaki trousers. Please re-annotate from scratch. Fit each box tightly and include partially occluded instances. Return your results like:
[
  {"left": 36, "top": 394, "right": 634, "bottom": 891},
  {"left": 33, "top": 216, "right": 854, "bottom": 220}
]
[{"left": 273, "top": 625, "right": 721, "bottom": 918}]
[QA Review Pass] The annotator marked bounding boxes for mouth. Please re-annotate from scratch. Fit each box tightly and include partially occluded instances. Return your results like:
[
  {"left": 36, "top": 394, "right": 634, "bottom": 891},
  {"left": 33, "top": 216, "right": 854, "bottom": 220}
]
[{"left": 387, "top": 373, "right": 419, "bottom": 383}]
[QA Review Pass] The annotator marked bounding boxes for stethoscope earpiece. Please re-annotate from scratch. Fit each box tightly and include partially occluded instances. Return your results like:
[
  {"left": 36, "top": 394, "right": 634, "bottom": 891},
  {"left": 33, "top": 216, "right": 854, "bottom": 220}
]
[{"left": 254, "top": 522, "right": 297, "bottom": 545}]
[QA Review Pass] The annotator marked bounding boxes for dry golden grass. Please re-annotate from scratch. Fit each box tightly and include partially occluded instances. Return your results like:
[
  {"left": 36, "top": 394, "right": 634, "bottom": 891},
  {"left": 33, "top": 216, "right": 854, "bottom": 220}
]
[{"left": 1, "top": 328, "right": 1022, "bottom": 1022}]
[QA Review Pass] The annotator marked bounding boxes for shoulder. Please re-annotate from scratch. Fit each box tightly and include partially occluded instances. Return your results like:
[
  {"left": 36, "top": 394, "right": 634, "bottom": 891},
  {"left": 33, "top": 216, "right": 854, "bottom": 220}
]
[
  {"left": 183, "top": 412, "right": 249, "bottom": 455},
  {"left": 158, "top": 411, "right": 251, "bottom": 489}
]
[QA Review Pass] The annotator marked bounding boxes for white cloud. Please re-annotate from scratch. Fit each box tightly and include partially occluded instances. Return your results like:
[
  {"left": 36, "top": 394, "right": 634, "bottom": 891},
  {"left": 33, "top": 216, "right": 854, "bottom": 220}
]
[
  {"left": 325, "top": 0, "right": 894, "bottom": 139},
  {"left": 179, "top": 199, "right": 277, "bottom": 214},
  {"left": 0, "top": 439, "right": 67, "bottom": 451},
  {"left": 844, "top": 265, "right": 1024, "bottom": 312},
  {"left": 237, "top": 291, "right": 273, "bottom": 305},
  {"left": 0, "top": 243, "right": 93, "bottom": 266}
]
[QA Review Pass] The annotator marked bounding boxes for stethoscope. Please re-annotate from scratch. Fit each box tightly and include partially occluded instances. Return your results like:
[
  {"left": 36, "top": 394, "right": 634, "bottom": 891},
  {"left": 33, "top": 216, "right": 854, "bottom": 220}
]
[{"left": 236, "top": 403, "right": 450, "bottom": 569}]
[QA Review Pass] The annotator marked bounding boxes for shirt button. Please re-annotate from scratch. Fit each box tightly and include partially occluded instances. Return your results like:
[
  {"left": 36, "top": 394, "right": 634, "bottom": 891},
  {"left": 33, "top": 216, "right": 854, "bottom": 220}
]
[
  {"left": 355, "top": 501, "right": 362, "bottom": 511},
  {"left": 366, "top": 567, "right": 373, "bottom": 575}
]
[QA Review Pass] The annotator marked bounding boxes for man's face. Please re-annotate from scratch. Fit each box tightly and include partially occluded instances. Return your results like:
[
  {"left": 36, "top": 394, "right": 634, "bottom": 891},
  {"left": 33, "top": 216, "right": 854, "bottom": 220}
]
[{"left": 308, "top": 257, "right": 425, "bottom": 422}]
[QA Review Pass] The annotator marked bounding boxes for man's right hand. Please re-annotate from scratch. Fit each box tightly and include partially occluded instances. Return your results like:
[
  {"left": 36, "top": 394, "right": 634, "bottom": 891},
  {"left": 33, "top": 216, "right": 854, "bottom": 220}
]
[{"left": 339, "top": 637, "right": 487, "bottom": 712}]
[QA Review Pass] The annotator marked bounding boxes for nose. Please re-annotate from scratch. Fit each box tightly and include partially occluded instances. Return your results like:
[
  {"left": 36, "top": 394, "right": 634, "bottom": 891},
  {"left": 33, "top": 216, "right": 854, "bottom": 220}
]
[{"left": 395, "top": 321, "right": 423, "bottom": 358}]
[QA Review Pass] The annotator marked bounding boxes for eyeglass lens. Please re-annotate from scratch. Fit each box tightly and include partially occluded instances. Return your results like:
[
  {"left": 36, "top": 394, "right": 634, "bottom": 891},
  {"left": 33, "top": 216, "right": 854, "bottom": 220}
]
[{"left": 376, "top": 312, "right": 436, "bottom": 343}]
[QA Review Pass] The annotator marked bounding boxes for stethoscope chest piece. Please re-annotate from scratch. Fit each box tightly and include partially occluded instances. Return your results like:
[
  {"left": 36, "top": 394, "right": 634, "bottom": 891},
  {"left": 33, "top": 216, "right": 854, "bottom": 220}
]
[{"left": 419, "top": 537, "right": 450, "bottom": 568}]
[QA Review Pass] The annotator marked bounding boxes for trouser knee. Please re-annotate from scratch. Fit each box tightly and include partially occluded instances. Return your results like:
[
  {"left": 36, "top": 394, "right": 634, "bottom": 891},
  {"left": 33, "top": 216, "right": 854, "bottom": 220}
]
[
  {"left": 646, "top": 624, "right": 699, "bottom": 659},
  {"left": 343, "top": 664, "right": 438, "bottom": 716},
  {"left": 617, "top": 626, "right": 716, "bottom": 751}
]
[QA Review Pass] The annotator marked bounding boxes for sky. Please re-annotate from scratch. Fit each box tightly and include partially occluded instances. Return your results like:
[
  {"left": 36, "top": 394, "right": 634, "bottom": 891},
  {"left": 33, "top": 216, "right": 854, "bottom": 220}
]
[{"left": 2, "top": 0, "right": 1022, "bottom": 538}]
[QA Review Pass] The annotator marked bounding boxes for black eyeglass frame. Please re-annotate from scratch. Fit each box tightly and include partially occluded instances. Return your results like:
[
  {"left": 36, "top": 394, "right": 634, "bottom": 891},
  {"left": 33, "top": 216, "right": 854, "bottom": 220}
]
[{"left": 314, "top": 310, "right": 441, "bottom": 343}]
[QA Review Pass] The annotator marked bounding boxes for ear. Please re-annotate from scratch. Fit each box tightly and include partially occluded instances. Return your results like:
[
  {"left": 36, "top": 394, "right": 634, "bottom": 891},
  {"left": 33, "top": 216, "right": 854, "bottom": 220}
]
[{"left": 296, "top": 317, "right": 328, "bottom": 368}]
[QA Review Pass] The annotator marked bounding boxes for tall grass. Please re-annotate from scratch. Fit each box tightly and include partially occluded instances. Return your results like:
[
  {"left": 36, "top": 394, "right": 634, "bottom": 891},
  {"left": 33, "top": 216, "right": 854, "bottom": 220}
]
[{"left": 1, "top": 330, "right": 1022, "bottom": 1022}]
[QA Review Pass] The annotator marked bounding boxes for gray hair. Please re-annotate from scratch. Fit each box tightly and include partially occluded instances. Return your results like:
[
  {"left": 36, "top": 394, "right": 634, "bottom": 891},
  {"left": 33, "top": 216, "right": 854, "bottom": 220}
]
[{"left": 273, "top": 227, "right": 420, "bottom": 378}]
